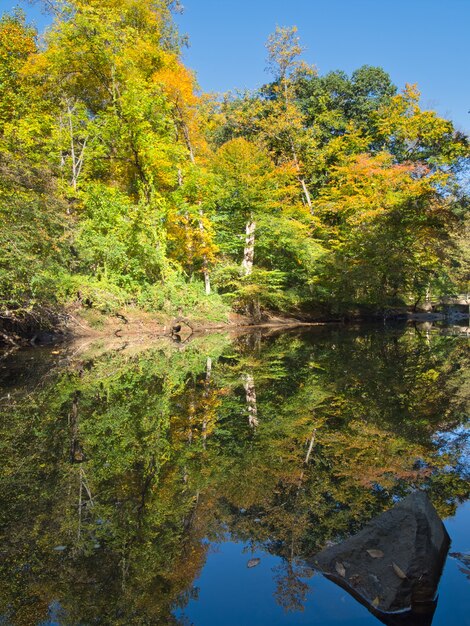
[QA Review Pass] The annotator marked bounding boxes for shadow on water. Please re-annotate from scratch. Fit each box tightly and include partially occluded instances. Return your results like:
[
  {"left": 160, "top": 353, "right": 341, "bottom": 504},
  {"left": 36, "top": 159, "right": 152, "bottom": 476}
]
[{"left": 0, "top": 323, "right": 468, "bottom": 625}]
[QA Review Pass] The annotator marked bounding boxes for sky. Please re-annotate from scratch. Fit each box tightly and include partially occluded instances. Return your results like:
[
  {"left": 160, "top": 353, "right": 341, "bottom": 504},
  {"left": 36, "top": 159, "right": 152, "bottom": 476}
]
[{"left": 2, "top": 0, "right": 469, "bottom": 134}]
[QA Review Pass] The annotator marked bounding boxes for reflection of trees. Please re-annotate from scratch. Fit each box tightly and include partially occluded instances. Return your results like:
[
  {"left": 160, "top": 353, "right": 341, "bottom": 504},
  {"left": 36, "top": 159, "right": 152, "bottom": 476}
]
[
  {"left": 0, "top": 327, "right": 468, "bottom": 623},
  {"left": 274, "top": 559, "right": 313, "bottom": 613},
  {"left": 243, "top": 373, "right": 258, "bottom": 428}
]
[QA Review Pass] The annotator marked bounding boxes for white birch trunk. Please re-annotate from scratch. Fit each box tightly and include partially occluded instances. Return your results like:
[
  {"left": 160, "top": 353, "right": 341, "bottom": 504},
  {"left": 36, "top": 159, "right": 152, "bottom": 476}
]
[
  {"left": 243, "top": 373, "right": 258, "bottom": 428},
  {"left": 198, "top": 207, "right": 211, "bottom": 295},
  {"left": 289, "top": 137, "right": 313, "bottom": 213},
  {"left": 202, "top": 357, "right": 212, "bottom": 446},
  {"left": 241, "top": 216, "right": 256, "bottom": 277},
  {"left": 66, "top": 100, "right": 87, "bottom": 191}
]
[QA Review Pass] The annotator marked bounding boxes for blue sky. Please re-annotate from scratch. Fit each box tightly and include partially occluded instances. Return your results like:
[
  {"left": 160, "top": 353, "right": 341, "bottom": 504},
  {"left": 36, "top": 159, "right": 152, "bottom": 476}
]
[{"left": 3, "top": 0, "right": 469, "bottom": 133}]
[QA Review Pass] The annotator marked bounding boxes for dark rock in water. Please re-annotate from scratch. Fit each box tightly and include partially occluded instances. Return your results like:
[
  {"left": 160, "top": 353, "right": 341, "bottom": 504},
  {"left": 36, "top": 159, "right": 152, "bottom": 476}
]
[{"left": 309, "top": 491, "right": 450, "bottom": 626}]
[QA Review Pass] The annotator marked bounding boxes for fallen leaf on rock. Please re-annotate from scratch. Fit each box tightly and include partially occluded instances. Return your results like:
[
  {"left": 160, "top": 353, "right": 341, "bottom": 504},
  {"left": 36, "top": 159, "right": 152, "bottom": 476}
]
[
  {"left": 367, "top": 549, "right": 384, "bottom": 558},
  {"left": 392, "top": 562, "right": 407, "bottom": 579},
  {"left": 335, "top": 561, "right": 346, "bottom": 577},
  {"left": 372, "top": 597, "right": 380, "bottom": 608},
  {"left": 247, "top": 558, "right": 260, "bottom": 568}
]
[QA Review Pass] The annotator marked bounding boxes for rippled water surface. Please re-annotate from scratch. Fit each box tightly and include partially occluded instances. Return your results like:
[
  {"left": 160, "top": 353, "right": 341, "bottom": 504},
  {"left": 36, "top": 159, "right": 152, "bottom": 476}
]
[{"left": 0, "top": 324, "right": 469, "bottom": 625}]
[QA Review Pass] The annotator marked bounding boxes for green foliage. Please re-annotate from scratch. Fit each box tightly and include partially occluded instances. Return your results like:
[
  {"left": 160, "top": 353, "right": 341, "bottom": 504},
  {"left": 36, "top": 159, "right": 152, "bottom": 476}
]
[
  {"left": 76, "top": 184, "right": 168, "bottom": 288},
  {"left": 0, "top": 154, "right": 70, "bottom": 313},
  {"left": 137, "top": 273, "right": 229, "bottom": 321},
  {"left": 0, "top": 5, "right": 468, "bottom": 331},
  {"left": 214, "top": 264, "right": 289, "bottom": 316}
]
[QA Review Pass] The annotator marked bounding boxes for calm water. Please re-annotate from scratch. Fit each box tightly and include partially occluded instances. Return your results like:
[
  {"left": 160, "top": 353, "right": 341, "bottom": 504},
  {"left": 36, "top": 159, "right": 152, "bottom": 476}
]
[{"left": 0, "top": 324, "right": 468, "bottom": 625}]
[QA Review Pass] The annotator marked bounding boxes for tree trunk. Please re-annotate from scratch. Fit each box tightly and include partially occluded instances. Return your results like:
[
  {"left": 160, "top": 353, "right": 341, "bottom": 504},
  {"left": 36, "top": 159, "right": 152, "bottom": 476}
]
[
  {"left": 243, "top": 373, "right": 258, "bottom": 428},
  {"left": 177, "top": 113, "right": 212, "bottom": 294},
  {"left": 66, "top": 100, "right": 87, "bottom": 192},
  {"left": 198, "top": 207, "right": 211, "bottom": 295},
  {"left": 299, "top": 176, "right": 313, "bottom": 212},
  {"left": 242, "top": 216, "right": 256, "bottom": 276},
  {"left": 289, "top": 137, "right": 313, "bottom": 213},
  {"left": 203, "top": 266, "right": 211, "bottom": 295},
  {"left": 202, "top": 357, "right": 212, "bottom": 447},
  {"left": 297, "top": 428, "right": 316, "bottom": 491}
]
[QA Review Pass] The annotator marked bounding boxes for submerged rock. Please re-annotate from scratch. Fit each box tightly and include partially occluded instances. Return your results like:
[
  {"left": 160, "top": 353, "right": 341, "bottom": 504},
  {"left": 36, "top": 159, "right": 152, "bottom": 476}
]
[{"left": 309, "top": 491, "right": 450, "bottom": 626}]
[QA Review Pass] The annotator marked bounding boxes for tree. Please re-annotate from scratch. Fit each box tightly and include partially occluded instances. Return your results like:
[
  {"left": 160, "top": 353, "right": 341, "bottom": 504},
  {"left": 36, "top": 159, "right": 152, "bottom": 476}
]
[
  {"left": 0, "top": 11, "right": 36, "bottom": 130},
  {"left": 264, "top": 26, "right": 315, "bottom": 212},
  {"left": 214, "top": 138, "right": 283, "bottom": 277},
  {"left": 314, "top": 151, "right": 454, "bottom": 307}
]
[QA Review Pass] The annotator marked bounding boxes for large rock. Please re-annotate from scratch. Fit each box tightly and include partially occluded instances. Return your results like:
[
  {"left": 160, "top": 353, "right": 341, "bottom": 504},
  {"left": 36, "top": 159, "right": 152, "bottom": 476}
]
[{"left": 309, "top": 491, "right": 450, "bottom": 626}]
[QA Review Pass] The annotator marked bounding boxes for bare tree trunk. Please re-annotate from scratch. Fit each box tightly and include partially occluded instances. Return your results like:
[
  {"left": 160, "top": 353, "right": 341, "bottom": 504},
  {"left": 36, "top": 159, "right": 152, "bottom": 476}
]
[
  {"left": 66, "top": 100, "right": 87, "bottom": 191},
  {"left": 243, "top": 373, "right": 258, "bottom": 428},
  {"left": 177, "top": 169, "right": 195, "bottom": 277},
  {"left": 299, "top": 176, "right": 313, "bottom": 212},
  {"left": 279, "top": 77, "right": 313, "bottom": 214},
  {"left": 297, "top": 428, "right": 316, "bottom": 491},
  {"left": 198, "top": 207, "right": 211, "bottom": 295},
  {"left": 179, "top": 109, "right": 196, "bottom": 166},
  {"left": 177, "top": 114, "right": 212, "bottom": 295},
  {"left": 202, "top": 356, "right": 212, "bottom": 447},
  {"left": 289, "top": 137, "right": 312, "bottom": 213},
  {"left": 203, "top": 262, "right": 211, "bottom": 295},
  {"left": 304, "top": 429, "right": 316, "bottom": 465},
  {"left": 242, "top": 215, "right": 256, "bottom": 277}
]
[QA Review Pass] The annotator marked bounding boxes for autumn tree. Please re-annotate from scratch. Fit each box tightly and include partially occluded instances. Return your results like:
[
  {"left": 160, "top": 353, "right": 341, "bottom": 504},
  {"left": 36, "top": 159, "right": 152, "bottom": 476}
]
[{"left": 314, "top": 151, "right": 456, "bottom": 307}]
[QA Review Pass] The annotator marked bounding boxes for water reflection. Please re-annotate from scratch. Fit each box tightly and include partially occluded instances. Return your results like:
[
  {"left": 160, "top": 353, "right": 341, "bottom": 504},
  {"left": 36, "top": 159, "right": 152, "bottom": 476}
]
[{"left": 0, "top": 325, "right": 469, "bottom": 625}]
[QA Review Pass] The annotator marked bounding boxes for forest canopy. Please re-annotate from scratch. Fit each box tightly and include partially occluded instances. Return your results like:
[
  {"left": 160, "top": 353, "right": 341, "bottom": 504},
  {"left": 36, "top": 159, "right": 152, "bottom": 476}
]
[{"left": 0, "top": 2, "right": 468, "bottom": 330}]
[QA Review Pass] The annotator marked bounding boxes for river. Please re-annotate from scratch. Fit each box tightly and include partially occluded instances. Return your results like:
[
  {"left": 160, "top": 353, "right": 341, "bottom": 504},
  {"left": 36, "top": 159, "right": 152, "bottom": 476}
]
[{"left": 0, "top": 323, "right": 468, "bottom": 625}]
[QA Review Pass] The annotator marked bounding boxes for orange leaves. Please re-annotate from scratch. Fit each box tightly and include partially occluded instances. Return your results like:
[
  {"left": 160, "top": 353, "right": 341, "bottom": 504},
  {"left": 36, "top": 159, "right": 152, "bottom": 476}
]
[
  {"left": 153, "top": 55, "right": 198, "bottom": 110},
  {"left": 0, "top": 16, "right": 36, "bottom": 61},
  {"left": 315, "top": 151, "right": 442, "bottom": 230},
  {"left": 152, "top": 54, "right": 211, "bottom": 164}
]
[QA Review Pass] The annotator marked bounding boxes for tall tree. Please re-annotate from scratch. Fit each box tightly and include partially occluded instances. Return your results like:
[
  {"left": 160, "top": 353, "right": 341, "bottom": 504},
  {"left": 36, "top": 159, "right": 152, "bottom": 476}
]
[
  {"left": 264, "top": 26, "right": 314, "bottom": 212},
  {"left": 213, "top": 138, "right": 290, "bottom": 277}
]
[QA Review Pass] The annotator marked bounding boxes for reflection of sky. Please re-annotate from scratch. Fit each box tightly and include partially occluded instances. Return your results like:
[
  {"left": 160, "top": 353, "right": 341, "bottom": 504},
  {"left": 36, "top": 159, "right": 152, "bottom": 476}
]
[
  {"left": 176, "top": 539, "right": 380, "bottom": 626},
  {"left": 34, "top": 504, "right": 470, "bottom": 625},
  {"left": 176, "top": 502, "right": 470, "bottom": 626},
  {"left": 435, "top": 425, "right": 470, "bottom": 474}
]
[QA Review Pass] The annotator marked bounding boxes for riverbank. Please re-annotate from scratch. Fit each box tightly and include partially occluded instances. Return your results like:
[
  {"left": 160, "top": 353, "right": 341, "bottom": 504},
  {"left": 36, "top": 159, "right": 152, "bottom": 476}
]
[
  {"left": 0, "top": 304, "right": 318, "bottom": 349},
  {"left": 1, "top": 302, "right": 468, "bottom": 350}
]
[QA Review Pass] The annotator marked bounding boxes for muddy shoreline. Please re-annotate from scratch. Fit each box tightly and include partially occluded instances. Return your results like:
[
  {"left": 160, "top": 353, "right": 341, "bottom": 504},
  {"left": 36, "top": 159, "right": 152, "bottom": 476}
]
[{"left": 1, "top": 304, "right": 468, "bottom": 351}]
